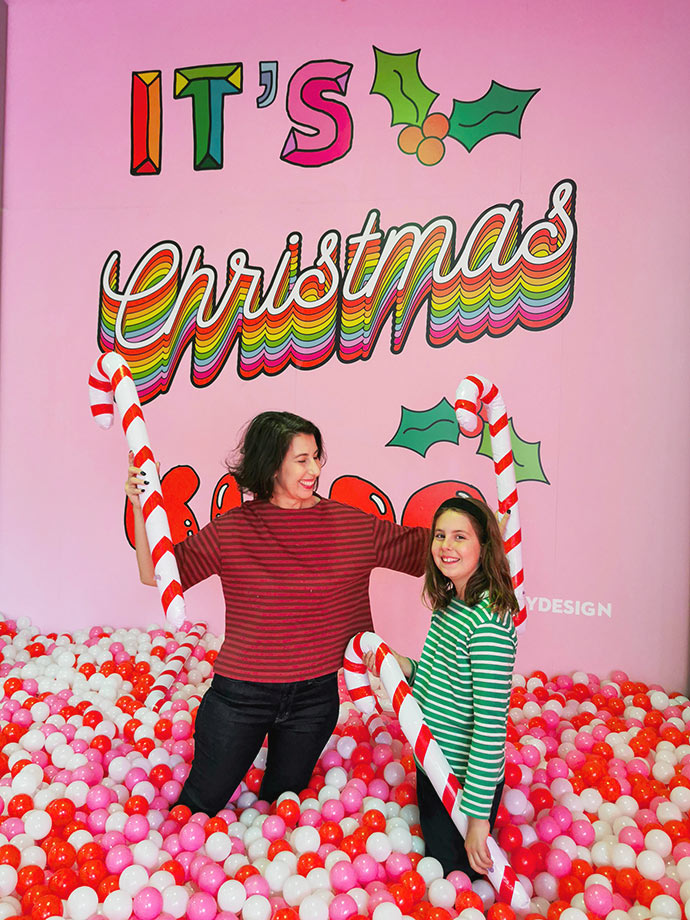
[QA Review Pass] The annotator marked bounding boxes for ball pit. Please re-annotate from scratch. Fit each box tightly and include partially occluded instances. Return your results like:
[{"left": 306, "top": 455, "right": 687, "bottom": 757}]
[{"left": 1, "top": 614, "right": 690, "bottom": 920}]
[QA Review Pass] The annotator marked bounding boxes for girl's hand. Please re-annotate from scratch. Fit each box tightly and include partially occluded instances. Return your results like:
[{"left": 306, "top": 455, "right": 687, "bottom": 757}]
[
  {"left": 363, "top": 648, "right": 413, "bottom": 679},
  {"left": 496, "top": 509, "right": 511, "bottom": 537},
  {"left": 464, "top": 817, "right": 493, "bottom": 875}
]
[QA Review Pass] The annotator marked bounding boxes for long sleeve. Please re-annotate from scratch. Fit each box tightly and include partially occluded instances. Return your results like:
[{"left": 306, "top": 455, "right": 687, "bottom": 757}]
[
  {"left": 371, "top": 516, "right": 427, "bottom": 576},
  {"left": 458, "top": 620, "right": 516, "bottom": 819},
  {"left": 174, "top": 520, "right": 222, "bottom": 591}
]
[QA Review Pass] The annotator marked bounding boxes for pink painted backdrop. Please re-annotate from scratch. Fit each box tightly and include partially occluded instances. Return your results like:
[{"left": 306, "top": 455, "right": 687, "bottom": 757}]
[{"left": 0, "top": 0, "right": 688, "bottom": 687}]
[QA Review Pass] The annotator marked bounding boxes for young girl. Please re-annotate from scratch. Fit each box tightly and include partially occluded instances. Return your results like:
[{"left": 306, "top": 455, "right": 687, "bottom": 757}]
[{"left": 366, "top": 496, "right": 517, "bottom": 878}]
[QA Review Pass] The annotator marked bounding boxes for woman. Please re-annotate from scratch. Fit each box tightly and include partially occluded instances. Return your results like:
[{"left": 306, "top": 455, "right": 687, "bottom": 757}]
[{"left": 126, "top": 410, "right": 427, "bottom": 815}]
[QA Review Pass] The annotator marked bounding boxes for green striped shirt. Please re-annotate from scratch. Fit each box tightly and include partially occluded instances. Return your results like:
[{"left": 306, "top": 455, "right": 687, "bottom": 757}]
[{"left": 411, "top": 594, "right": 517, "bottom": 819}]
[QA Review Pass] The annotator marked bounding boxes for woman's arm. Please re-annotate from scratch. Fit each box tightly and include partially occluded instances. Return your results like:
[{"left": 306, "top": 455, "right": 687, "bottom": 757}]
[{"left": 125, "top": 452, "right": 156, "bottom": 586}]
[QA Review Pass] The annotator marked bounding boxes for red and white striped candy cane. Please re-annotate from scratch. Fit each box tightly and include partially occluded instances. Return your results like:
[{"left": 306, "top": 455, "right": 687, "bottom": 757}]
[
  {"left": 454, "top": 375, "right": 526, "bottom": 629},
  {"left": 344, "top": 631, "right": 529, "bottom": 911},
  {"left": 145, "top": 621, "right": 206, "bottom": 711},
  {"left": 88, "top": 351, "right": 186, "bottom": 630}
]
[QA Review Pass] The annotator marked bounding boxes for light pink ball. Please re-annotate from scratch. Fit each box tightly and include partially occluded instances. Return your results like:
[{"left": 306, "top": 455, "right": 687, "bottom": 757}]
[{"left": 133, "top": 886, "right": 164, "bottom": 920}]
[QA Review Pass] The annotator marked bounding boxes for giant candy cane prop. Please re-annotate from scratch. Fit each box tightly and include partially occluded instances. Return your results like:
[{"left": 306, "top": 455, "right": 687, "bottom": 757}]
[
  {"left": 88, "top": 352, "right": 186, "bottom": 630},
  {"left": 455, "top": 375, "right": 526, "bottom": 629},
  {"left": 344, "top": 632, "right": 529, "bottom": 910},
  {"left": 145, "top": 622, "right": 206, "bottom": 711}
]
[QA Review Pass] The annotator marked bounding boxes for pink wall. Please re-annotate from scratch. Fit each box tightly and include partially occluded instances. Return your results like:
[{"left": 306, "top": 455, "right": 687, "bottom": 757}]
[{"left": 0, "top": 0, "right": 688, "bottom": 687}]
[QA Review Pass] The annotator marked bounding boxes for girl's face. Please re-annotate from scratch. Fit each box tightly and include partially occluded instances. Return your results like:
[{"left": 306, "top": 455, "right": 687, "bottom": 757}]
[
  {"left": 431, "top": 510, "right": 482, "bottom": 599},
  {"left": 271, "top": 433, "right": 322, "bottom": 508}
]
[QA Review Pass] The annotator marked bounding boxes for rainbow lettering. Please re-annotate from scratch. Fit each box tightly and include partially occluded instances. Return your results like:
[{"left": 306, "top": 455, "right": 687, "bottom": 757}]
[{"left": 98, "top": 180, "right": 577, "bottom": 403}]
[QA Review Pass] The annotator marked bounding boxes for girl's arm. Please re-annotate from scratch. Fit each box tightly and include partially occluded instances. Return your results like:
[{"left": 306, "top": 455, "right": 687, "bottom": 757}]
[{"left": 125, "top": 452, "right": 156, "bottom": 586}]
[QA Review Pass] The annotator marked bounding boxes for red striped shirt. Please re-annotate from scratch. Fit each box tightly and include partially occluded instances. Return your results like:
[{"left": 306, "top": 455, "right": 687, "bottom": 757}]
[{"left": 174, "top": 498, "right": 427, "bottom": 681}]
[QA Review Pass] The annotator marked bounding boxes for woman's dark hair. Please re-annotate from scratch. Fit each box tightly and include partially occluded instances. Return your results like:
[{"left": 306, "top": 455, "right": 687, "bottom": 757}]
[
  {"left": 227, "top": 411, "right": 325, "bottom": 500},
  {"left": 423, "top": 496, "right": 518, "bottom": 619}
]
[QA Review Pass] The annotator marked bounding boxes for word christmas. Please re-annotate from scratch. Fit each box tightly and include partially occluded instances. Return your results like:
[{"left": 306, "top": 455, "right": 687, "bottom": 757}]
[{"left": 98, "top": 180, "right": 577, "bottom": 402}]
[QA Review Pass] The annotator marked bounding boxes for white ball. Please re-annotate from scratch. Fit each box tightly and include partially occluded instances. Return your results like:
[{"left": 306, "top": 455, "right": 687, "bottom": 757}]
[
  {"left": 102, "top": 889, "right": 133, "bottom": 920},
  {"left": 0, "top": 865, "right": 18, "bottom": 897},
  {"left": 283, "top": 874, "right": 311, "bottom": 907},
  {"left": 416, "top": 855, "right": 444, "bottom": 884},
  {"left": 265, "top": 858, "right": 291, "bottom": 894},
  {"left": 205, "top": 830, "right": 233, "bottom": 862},
  {"left": 132, "top": 838, "right": 159, "bottom": 869},
  {"left": 649, "top": 893, "right": 681, "bottom": 918},
  {"left": 243, "top": 894, "right": 272, "bottom": 920},
  {"left": 23, "top": 809, "right": 52, "bottom": 840},
  {"left": 118, "top": 863, "right": 149, "bottom": 895},
  {"left": 291, "top": 825, "right": 320, "bottom": 855},
  {"left": 372, "top": 904, "right": 402, "bottom": 920},
  {"left": 67, "top": 886, "right": 100, "bottom": 920},
  {"left": 162, "top": 885, "right": 189, "bottom": 919},
  {"left": 428, "top": 878, "right": 456, "bottom": 908},
  {"left": 365, "top": 831, "right": 392, "bottom": 861},
  {"left": 611, "top": 842, "right": 636, "bottom": 869},
  {"left": 636, "top": 848, "right": 665, "bottom": 880},
  {"left": 644, "top": 828, "right": 672, "bottom": 857},
  {"left": 299, "top": 893, "right": 329, "bottom": 920},
  {"left": 217, "top": 878, "right": 247, "bottom": 912}
]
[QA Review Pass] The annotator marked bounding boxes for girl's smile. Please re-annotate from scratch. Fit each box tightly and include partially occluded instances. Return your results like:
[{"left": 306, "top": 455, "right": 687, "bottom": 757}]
[
  {"left": 271, "top": 433, "right": 322, "bottom": 508},
  {"left": 431, "top": 510, "right": 482, "bottom": 599}
]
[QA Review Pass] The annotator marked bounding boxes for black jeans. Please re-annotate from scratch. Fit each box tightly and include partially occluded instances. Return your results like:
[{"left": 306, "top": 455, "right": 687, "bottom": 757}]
[
  {"left": 416, "top": 768, "right": 505, "bottom": 878},
  {"left": 176, "top": 671, "right": 340, "bottom": 816}
]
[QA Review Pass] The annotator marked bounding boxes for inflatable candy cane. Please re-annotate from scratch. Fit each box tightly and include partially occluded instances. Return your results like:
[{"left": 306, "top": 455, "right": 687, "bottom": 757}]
[
  {"left": 344, "top": 632, "right": 529, "bottom": 910},
  {"left": 145, "top": 622, "right": 206, "bottom": 711},
  {"left": 455, "top": 375, "right": 526, "bottom": 629},
  {"left": 88, "top": 352, "right": 186, "bottom": 630}
]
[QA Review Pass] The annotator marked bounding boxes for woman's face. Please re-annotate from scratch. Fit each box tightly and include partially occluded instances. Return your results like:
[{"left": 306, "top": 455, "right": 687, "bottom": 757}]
[
  {"left": 431, "top": 510, "right": 482, "bottom": 599},
  {"left": 271, "top": 433, "right": 322, "bottom": 508}
]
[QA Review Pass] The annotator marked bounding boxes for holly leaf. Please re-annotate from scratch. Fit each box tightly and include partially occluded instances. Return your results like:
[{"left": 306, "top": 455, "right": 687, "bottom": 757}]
[
  {"left": 476, "top": 417, "right": 549, "bottom": 484},
  {"left": 371, "top": 48, "right": 438, "bottom": 127},
  {"left": 387, "top": 398, "right": 458, "bottom": 457},
  {"left": 448, "top": 81, "right": 539, "bottom": 152}
]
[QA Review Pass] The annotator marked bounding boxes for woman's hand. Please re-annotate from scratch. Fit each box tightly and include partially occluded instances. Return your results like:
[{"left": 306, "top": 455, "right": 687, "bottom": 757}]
[
  {"left": 363, "top": 648, "right": 413, "bottom": 679},
  {"left": 125, "top": 452, "right": 145, "bottom": 509},
  {"left": 125, "top": 451, "right": 158, "bottom": 586},
  {"left": 464, "top": 816, "right": 493, "bottom": 875}
]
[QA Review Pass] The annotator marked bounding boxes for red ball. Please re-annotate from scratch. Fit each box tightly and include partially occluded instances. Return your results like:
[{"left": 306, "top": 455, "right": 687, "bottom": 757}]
[
  {"left": 47, "top": 867, "right": 79, "bottom": 898},
  {"left": 400, "top": 870, "right": 426, "bottom": 903},
  {"left": 487, "top": 905, "right": 515, "bottom": 920},
  {"left": 455, "top": 891, "right": 484, "bottom": 912},
  {"left": 510, "top": 846, "right": 536, "bottom": 878},
  {"left": 160, "top": 860, "right": 185, "bottom": 885},
  {"left": 394, "top": 782, "right": 417, "bottom": 806},
  {"left": 46, "top": 841, "right": 77, "bottom": 871},
  {"left": 8, "top": 793, "right": 34, "bottom": 818},
  {"left": 361, "top": 810, "right": 386, "bottom": 832},
  {"left": 297, "top": 852, "right": 323, "bottom": 875},
  {"left": 319, "top": 821, "right": 344, "bottom": 846},
  {"left": 78, "top": 858, "right": 108, "bottom": 889},
  {"left": 389, "top": 883, "right": 415, "bottom": 914},
  {"left": 276, "top": 799, "right": 300, "bottom": 827},
  {"left": 31, "top": 893, "right": 63, "bottom": 920},
  {"left": 497, "top": 824, "right": 523, "bottom": 853},
  {"left": 45, "top": 798, "right": 76, "bottom": 827},
  {"left": 76, "top": 843, "right": 105, "bottom": 866}
]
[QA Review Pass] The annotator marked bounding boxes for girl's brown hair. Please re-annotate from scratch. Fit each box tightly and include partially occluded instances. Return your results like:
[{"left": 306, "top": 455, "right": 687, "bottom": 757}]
[{"left": 423, "top": 496, "right": 518, "bottom": 619}]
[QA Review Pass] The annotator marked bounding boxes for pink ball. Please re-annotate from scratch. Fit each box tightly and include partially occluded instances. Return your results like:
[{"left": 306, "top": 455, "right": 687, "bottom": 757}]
[
  {"left": 546, "top": 759, "right": 568, "bottom": 780},
  {"left": 368, "top": 778, "right": 389, "bottom": 800},
  {"left": 124, "top": 814, "right": 150, "bottom": 843},
  {"left": 545, "top": 848, "right": 572, "bottom": 878},
  {"left": 172, "top": 721, "right": 192, "bottom": 741},
  {"left": 186, "top": 891, "right": 218, "bottom": 920},
  {"left": 446, "top": 870, "right": 472, "bottom": 892},
  {"left": 321, "top": 799, "right": 345, "bottom": 823},
  {"left": 329, "top": 894, "right": 358, "bottom": 920},
  {"left": 330, "top": 860, "right": 358, "bottom": 893},
  {"left": 179, "top": 821, "right": 206, "bottom": 852},
  {"left": 535, "top": 817, "right": 560, "bottom": 843},
  {"left": 520, "top": 745, "right": 541, "bottom": 768},
  {"left": 125, "top": 767, "right": 148, "bottom": 791},
  {"left": 570, "top": 819, "right": 595, "bottom": 846},
  {"left": 133, "top": 886, "right": 164, "bottom": 920},
  {"left": 368, "top": 889, "right": 395, "bottom": 910},
  {"left": 190, "top": 855, "right": 211, "bottom": 882},
  {"left": 321, "top": 751, "right": 343, "bottom": 770},
  {"left": 298, "top": 809, "right": 322, "bottom": 828},
  {"left": 372, "top": 745, "right": 393, "bottom": 767},
  {"left": 352, "top": 853, "right": 378, "bottom": 884},
  {"left": 261, "top": 815, "right": 286, "bottom": 841},
  {"left": 660, "top": 876, "right": 681, "bottom": 900},
  {"left": 385, "top": 852, "right": 412, "bottom": 881},
  {"left": 619, "top": 826, "right": 644, "bottom": 852},
  {"left": 584, "top": 883, "right": 613, "bottom": 916},
  {"left": 197, "top": 862, "right": 227, "bottom": 895},
  {"left": 551, "top": 805, "right": 573, "bottom": 832},
  {"left": 341, "top": 787, "right": 363, "bottom": 814},
  {"left": 105, "top": 844, "right": 134, "bottom": 874},
  {"left": 244, "top": 874, "right": 270, "bottom": 898}
]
